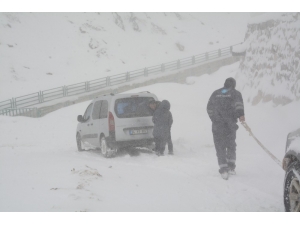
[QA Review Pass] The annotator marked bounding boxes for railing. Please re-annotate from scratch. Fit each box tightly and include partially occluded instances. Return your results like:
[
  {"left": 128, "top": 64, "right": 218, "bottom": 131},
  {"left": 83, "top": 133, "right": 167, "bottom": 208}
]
[
  {"left": 0, "top": 43, "right": 241, "bottom": 111},
  {"left": 0, "top": 108, "right": 41, "bottom": 118}
]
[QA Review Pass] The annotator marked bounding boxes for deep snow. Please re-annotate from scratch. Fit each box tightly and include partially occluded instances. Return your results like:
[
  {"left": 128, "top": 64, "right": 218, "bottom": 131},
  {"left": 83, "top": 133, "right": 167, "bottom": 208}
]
[{"left": 1, "top": 62, "right": 298, "bottom": 212}]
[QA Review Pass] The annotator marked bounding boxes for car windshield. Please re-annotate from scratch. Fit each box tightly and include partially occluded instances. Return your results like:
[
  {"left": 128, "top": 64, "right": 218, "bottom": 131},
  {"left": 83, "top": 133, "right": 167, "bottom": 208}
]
[{"left": 114, "top": 97, "right": 154, "bottom": 118}]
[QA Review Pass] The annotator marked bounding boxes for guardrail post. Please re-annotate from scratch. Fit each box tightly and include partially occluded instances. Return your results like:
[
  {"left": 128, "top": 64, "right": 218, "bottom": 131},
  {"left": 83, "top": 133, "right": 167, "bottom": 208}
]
[
  {"left": 177, "top": 60, "right": 180, "bottom": 69},
  {"left": 126, "top": 72, "right": 130, "bottom": 81},
  {"left": 230, "top": 46, "right": 233, "bottom": 53},
  {"left": 11, "top": 98, "right": 16, "bottom": 108},
  {"left": 161, "top": 64, "right": 165, "bottom": 72},
  {"left": 37, "top": 108, "right": 42, "bottom": 117},
  {"left": 192, "top": 56, "right": 195, "bottom": 65},
  {"left": 218, "top": 49, "right": 221, "bottom": 57},
  {"left": 38, "top": 92, "right": 41, "bottom": 103},
  {"left": 144, "top": 68, "right": 148, "bottom": 77},
  {"left": 62, "top": 86, "right": 65, "bottom": 97},
  {"left": 106, "top": 77, "right": 110, "bottom": 86},
  {"left": 41, "top": 91, "right": 44, "bottom": 102},
  {"left": 38, "top": 91, "right": 43, "bottom": 103},
  {"left": 85, "top": 81, "right": 90, "bottom": 92},
  {"left": 205, "top": 52, "right": 209, "bottom": 60}
]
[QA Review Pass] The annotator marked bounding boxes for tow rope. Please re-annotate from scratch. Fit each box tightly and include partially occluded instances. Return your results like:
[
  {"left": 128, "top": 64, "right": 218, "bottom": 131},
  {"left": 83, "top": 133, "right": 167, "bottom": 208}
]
[{"left": 241, "top": 121, "right": 281, "bottom": 167}]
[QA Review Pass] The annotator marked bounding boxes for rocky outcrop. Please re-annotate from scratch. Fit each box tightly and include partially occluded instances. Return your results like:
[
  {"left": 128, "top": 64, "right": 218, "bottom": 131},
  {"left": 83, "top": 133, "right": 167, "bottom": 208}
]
[{"left": 236, "top": 13, "right": 300, "bottom": 105}]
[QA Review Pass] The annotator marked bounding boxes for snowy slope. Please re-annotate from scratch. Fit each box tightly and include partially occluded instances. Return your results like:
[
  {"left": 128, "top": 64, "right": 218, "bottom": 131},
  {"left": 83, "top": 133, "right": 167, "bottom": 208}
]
[
  {"left": 236, "top": 12, "right": 300, "bottom": 105},
  {"left": 1, "top": 62, "right": 298, "bottom": 212},
  {"left": 0, "top": 12, "right": 250, "bottom": 100}
]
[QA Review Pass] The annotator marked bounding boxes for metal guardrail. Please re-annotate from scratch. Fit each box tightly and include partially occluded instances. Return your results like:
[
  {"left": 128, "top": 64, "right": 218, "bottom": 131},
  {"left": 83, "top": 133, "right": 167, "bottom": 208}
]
[
  {"left": 0, "top": 99, "right": 12, "bottom": 109},
  {"left": 0, "top": 43, "right": 241, "bottom": 112},
  {"left": 0, "top": 108, "right": 41, "bottom": 118}
]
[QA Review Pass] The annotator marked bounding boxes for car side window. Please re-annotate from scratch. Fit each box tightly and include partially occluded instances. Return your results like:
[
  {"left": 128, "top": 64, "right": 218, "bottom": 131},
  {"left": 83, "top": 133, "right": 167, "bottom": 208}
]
[
  {"left": 100, "top": 100, "right": 108, "bottom": 119},
  {"left": 92, "top": 101, "right": 102, "bottom": 120},
  {"left": 83, "top": 103, "right": 93, "bottom": 121}
]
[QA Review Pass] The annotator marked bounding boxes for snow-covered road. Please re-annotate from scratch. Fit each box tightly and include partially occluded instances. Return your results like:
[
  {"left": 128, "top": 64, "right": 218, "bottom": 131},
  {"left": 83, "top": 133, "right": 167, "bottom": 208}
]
[{"left": 1, "top": 62, "right": 299, "bottom": 211}]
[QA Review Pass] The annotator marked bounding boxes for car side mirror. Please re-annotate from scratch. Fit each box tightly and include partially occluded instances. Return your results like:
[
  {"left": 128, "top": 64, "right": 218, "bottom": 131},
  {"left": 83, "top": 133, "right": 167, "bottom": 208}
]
[{"left": 77, "top": 115, "right": 84, "bottom": 122}]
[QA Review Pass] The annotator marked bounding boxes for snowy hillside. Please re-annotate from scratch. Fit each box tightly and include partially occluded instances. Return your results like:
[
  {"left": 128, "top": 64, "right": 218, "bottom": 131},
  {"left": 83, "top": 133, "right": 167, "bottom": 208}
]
[
  {"left": 0, "top": 12, "right": 250, "bottom": 100},
  {"left": 236, "top": 12, "right": 300, "bottom": 105},
  {"left": 1, "top": 62, "right": 299, "bottom": 212}
]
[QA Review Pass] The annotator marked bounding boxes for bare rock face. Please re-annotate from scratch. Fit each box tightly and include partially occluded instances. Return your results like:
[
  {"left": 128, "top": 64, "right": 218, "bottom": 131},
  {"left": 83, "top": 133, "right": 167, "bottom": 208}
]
[
  {"left": 236, "top": 13, "right": 300, "bottom": 106},
  {"left": 89, "top": 38, "right": 99, "bottom": 49},
  {"left": 129, "top": 13, "right": 140, "bottom": 32},
  {"left": 151, "top": 22, "right": 167, "bottom": 35},
  {"left": 176, "top": 42, "right": 184, "bottom": 51},
  {"left": 112, "top": 12, "right": 125, "bottom": 31}
]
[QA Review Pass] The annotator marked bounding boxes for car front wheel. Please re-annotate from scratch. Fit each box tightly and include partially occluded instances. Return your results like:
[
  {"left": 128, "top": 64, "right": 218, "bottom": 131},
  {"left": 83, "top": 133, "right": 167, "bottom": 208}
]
[
  {"left": 284, "top": 161, "right": 300, "bottom": 212},
  {"left": 76, "top": 133, "right": 84, "bottom": 152}
]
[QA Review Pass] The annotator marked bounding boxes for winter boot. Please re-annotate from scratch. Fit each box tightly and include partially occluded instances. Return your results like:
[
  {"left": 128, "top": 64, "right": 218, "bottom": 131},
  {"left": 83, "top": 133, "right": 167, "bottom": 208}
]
[
  {"left": 219, "top": 167, "right": 229, "bottom": 180},
  {"left": 228, "top": 169, "right": 236, "bottom": 175},
  {"left": 156, "top": 151, "right": 164, "bottom": 156},
  {"left": 228, "top": 162, "right": 236, "bottom": 175},
  {"left": 221, "top": 171, "right": 229, "bottom": 180}
]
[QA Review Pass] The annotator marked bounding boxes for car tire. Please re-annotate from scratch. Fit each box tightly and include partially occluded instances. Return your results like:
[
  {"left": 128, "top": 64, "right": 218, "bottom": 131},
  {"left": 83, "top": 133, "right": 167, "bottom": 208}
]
[
  {"left": 284, "top": 161, "right": 300, "bottom": 212},
  {"left": 76, "top": 133, "right": 84, "bottom": 152},
  {"left": 100, "top": 136, "right": 117, "bottom": 158}
]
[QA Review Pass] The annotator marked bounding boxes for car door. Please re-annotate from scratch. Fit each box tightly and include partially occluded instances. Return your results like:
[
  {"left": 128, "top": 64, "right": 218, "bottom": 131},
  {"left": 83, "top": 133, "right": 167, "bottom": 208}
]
[
  {"left": 99, "top": 100, "right": 109, "bottom": 137},
  {"left": 113, "top": 96, "right": 155, "bottom": 141},
  {"left": 89, "top": 100, "right": 102, "bottom": 147},
  {"left": 89, "top": 100, "right": 109, "bottom": 147},
  {"left": 79, "top": 103, "right": 93, "bottom": 145}
]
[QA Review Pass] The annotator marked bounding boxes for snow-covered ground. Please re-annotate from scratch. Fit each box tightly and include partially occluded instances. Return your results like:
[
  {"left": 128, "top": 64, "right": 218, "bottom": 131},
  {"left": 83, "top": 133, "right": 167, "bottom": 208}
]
[{"left": 1, "top": 62, "right": 299, "bottom": 212}]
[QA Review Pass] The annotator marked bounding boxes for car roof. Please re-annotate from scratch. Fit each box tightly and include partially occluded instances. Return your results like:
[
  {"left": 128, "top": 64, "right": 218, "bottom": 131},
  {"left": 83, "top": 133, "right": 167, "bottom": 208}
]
[{"left": 91, "top": 92, "right": 157, "bottom": 103}]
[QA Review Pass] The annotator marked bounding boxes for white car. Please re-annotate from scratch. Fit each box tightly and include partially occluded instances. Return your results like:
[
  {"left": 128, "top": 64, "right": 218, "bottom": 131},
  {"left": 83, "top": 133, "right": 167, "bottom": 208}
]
[{"left": 76, "top": 92, "right": 158, "bottom": 157}]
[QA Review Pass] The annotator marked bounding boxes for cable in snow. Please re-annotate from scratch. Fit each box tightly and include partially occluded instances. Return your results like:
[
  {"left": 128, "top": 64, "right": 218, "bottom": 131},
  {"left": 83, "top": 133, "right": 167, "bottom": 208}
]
[{"left": 241, "top": 122, "right": 281, "bottom": 167}]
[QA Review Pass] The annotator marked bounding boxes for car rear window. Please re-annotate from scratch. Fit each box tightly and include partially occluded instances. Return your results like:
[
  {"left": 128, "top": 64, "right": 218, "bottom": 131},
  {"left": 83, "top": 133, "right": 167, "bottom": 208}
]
[{"left": 114, "top": 97, "right": 155, "bottom": 118}]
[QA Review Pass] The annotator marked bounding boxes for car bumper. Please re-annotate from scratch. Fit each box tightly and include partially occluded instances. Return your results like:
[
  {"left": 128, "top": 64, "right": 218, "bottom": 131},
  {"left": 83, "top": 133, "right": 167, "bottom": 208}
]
[{"left": 106, "top": 136, "right": 155, "bottom": 149}]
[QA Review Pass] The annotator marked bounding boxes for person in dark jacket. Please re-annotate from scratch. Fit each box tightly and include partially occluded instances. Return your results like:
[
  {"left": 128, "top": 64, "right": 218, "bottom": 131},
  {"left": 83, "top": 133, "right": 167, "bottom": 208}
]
[
  {"left": 206, "top": 77, "right": 245, "bottom": 179},
  {"left": 136, "top": 98, "right": 156, "bottom": 117},
  {"left": 154, "top": 101, "right": 173, "bottom": 154},
  {"left": 152, "top": 100, "right": 173, "bottom": 156}
]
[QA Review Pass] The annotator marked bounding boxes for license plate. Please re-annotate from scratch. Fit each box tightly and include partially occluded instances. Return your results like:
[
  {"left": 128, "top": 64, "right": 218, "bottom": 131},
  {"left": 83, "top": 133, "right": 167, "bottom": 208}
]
[{"left": 130, "top": 129, "right": 148, "bottom": 135}]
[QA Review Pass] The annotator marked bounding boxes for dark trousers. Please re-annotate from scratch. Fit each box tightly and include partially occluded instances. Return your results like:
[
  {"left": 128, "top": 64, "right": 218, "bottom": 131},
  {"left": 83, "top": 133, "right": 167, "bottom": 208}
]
[
  {"left": 167, "top": 132, "right": 173, "bottom": 152},
  {"left": 154, "top": 137, "right": 167, "bottom": 154},
  {"left": 212, "top": 122, "right": 238, "bottom": 173}
]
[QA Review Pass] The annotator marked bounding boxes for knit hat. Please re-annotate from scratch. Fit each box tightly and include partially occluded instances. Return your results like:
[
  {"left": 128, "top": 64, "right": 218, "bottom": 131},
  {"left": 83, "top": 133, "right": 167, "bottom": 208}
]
[{"left": 224, "top": 77, "right": 236, "bottom": 89}]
